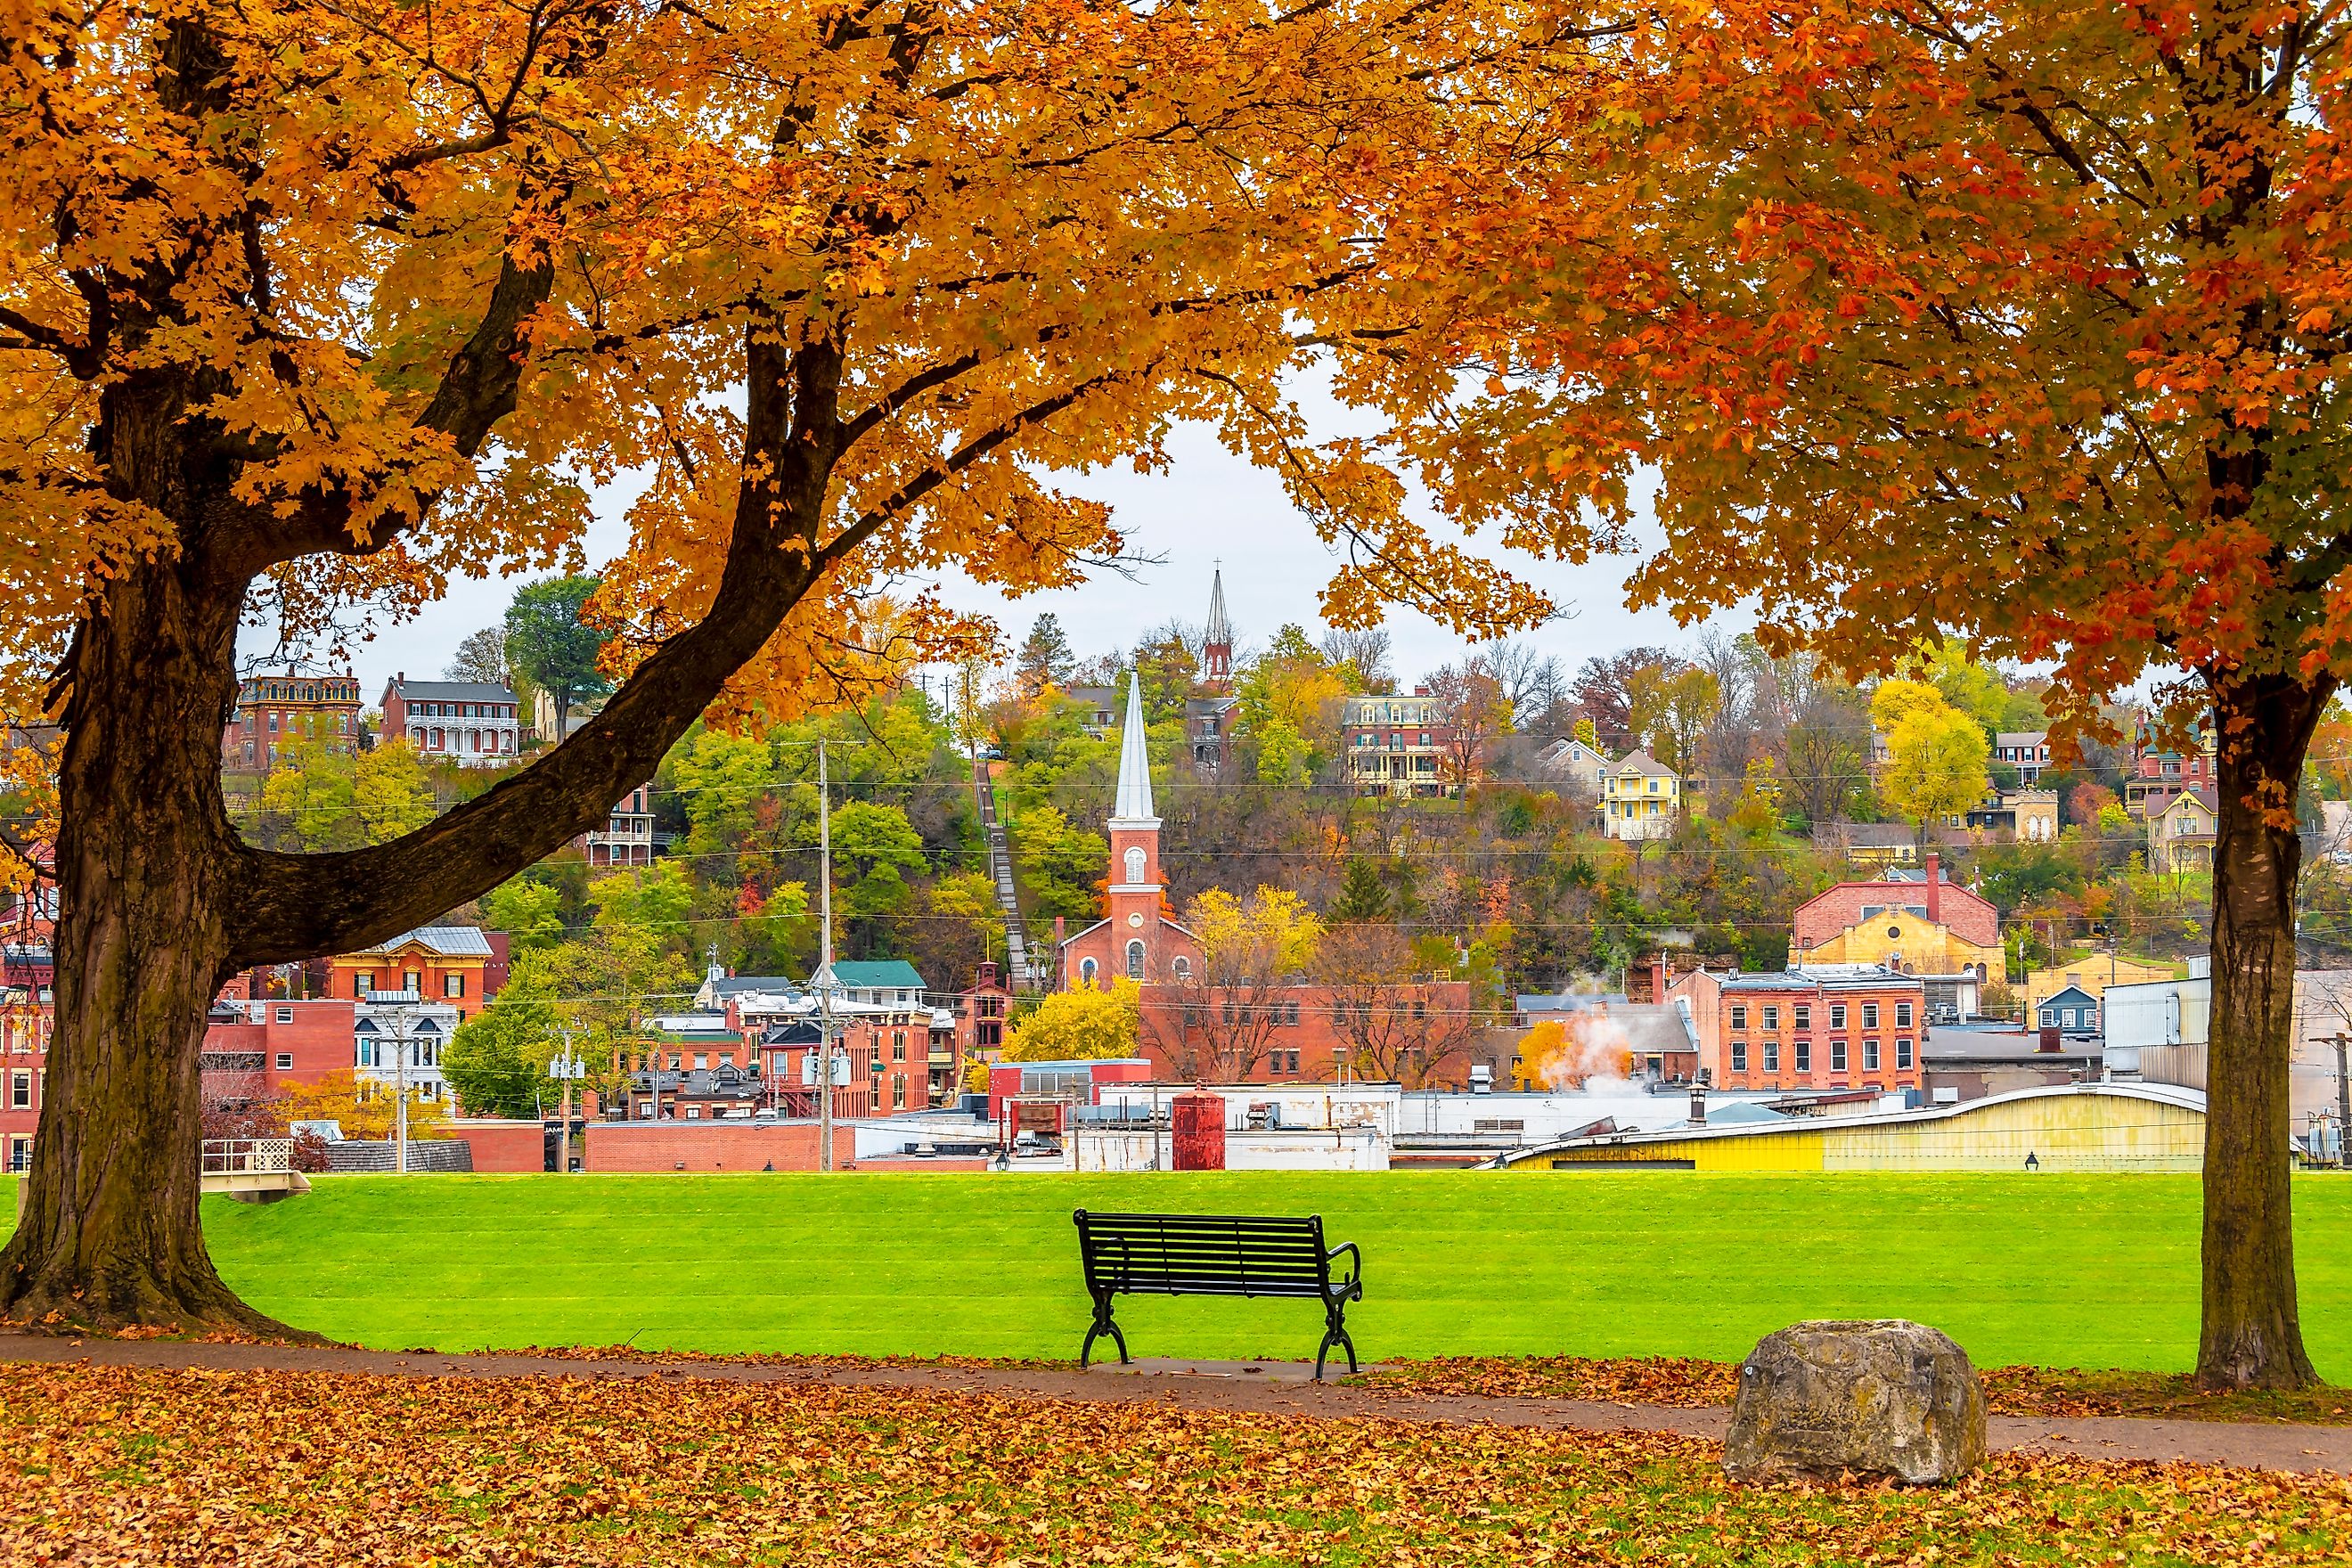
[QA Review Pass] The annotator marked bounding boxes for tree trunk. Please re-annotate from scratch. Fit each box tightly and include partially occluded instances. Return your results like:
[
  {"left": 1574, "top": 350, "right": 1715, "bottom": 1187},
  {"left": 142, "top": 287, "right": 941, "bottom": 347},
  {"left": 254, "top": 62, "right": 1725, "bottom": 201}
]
[
  {"left": 2199, "top": 672, "right": 2328, "bottom": 1389},
  {"left": 0, "top": 551, "right": 288, "bottom": 1335}
]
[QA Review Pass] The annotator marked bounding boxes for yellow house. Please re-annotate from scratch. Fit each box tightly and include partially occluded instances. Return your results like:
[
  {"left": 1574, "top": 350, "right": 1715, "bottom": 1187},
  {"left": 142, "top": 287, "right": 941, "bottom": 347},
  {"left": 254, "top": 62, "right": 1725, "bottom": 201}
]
[
  {"left": 1495, "top": 1082, "right": 2206, "bottom": 1172},
  {"left": 1602, "top": 749, "right": 1681, "bottom": 842},
  {"left": 2147, "top": 787, "right": 2217, "bottom": 874},
  {"left": 1800, "top": 913, "right": 2005, "bottom": 982},
  {"left": 2023, "top": 956, "right": 2179, "bottom": 1018}
]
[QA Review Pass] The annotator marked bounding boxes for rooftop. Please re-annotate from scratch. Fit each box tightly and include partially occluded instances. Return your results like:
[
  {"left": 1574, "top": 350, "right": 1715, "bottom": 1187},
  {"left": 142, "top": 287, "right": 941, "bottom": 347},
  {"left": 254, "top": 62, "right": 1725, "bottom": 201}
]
[
  {"left": 386, "top": 679, "right": 519, "bottom": 702},
  {"left": 822, "top": 960, "right": 927, "bottom": 992},
  {"left": 346, "top": 925, "right": 495, "bottom": 960}
]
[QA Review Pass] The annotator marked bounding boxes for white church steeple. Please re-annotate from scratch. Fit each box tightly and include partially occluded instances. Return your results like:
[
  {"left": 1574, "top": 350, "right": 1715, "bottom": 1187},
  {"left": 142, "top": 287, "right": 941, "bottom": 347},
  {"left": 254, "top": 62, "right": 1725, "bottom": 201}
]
[{"left": 1110, "top": 670, "right": 1156, "bottom": 826}]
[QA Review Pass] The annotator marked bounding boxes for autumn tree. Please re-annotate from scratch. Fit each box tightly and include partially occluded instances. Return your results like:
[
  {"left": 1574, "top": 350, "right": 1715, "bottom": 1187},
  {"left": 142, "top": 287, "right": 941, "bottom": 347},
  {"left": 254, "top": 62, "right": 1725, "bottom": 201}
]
[
  {"left": 1873, "top": 681, "right": 1990, "bottom": 846},
  {"left": 1424, "top": 655, "right": 1510, "bottom": 788},
  {"left": 1421, "top": 0, "right": 2352, "bottom": 1384},
  {"left": 446, "top": 626, "right": 519, "bottom": 694},
  {"left": 1147, "top": 887, "right": 1321, "bottom": 1080},
  {"left": 1311, "top": 921, "right": 1469, "bottom": 1086},
  {"left": 0, "top": 0, "right": 1607, "bottom": 1333},
  {"left": 1002, "top": 976, "right": 1140, "bottom": 1062},
  {"left": 1236, "top": 624, "right": 1347, "bottom": 783},
  {"left": 1565, "top": 648, "right": 1677, "bottom": 752}
]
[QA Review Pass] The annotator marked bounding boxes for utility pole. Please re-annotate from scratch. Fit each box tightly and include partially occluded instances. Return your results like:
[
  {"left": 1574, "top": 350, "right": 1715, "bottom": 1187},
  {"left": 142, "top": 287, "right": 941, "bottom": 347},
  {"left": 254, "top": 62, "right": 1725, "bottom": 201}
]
[
  {"left": 366, "top": 988, "right": 419, "bottom": 1174},
  {"left": 395, "top": 1006, "right": 408, "bottom": 1174},
  {"left": 2335, "top": 1032, "right": 2352, "bottom": 1169},
  {"left": 819, "top": 736, "right": 836, "bottom": 1173}
]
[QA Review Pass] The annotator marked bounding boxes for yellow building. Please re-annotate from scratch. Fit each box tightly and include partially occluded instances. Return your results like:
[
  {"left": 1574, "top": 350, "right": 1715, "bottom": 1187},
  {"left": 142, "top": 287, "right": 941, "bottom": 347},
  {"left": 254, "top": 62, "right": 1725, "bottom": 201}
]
[
  {"left": 1496, "top": 1083, "right": 2207, "bottom": 1172},
  {"left": 1602, "top": 749, "right": 1681, "bottom": 842},
  {"left": 1800, "top": 913, "right": 2005, "bottom": 983},
  {"left": 2023, "top": 957, "right": 2179, "bottom": 1017}
]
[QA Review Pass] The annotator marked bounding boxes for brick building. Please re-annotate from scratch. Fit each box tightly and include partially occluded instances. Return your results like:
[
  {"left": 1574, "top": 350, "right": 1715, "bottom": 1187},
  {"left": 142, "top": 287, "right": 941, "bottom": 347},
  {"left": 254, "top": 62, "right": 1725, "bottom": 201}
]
[
  {"left": 200, "top": 998, "right": 355, "bottom": 1096},
  {"left": 1343, "top": 687, "right": 1458, "bottom": 798},
  {"left": 2125, "top": 718, "right": 2216, "bottom": 819},
  {"left": 328, "top": 926, "right": 498, "bottom": 1020},
  {"left": 0, "top": 948, "right": 53, "bottom": 1174},
  {"left": 1058, "top": 677, "right": 1475, "bottom": 1086},
  {"left": 221, "top": 668, "right": 363, "bottom": 772},
  {"left": 380, "top": 674, "right": 521, "bottom": 765},
  {"left": 1665, "top": 962, "right": 1930, "bottom": 1096},
  {"left": 578, "top": 782, "right": 657, "bottom": 867},
  {"left": 1790, "top": 855, "right": 2001, "bottom": 980}
]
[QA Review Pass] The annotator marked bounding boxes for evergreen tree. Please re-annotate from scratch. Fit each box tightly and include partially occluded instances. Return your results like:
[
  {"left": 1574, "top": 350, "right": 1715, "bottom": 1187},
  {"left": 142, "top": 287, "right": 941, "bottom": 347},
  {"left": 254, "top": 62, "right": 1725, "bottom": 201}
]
[
  {"left": 1015, "top": 614, "right": 1077, "bottom": 695},
  {"left": 505, "top": 575, "right": 613, "bottom": 734},
  {"left": 1328, "top": 857, "right": 1391, "bottom": 923}
]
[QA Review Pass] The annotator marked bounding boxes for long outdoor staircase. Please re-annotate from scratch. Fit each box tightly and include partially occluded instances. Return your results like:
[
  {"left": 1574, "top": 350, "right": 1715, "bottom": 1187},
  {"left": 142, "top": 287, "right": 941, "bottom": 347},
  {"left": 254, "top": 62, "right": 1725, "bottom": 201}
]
[{"left": 972, "top": 755, "right": 1044, "bottom": 992}]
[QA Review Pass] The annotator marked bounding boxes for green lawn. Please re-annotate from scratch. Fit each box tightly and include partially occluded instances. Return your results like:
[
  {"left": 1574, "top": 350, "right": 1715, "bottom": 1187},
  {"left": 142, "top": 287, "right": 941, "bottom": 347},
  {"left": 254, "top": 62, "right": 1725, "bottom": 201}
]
[{"left": 8, "top": 1172, "right": 2351, "bottom": 1375}]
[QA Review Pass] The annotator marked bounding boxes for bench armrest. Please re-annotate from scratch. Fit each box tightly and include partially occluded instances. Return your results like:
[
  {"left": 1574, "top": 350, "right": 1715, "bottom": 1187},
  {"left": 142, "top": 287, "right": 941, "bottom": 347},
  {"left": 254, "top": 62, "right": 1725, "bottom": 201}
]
[{"left": 1325, "top": 1240, "right": 1362, "bottom": 1292}]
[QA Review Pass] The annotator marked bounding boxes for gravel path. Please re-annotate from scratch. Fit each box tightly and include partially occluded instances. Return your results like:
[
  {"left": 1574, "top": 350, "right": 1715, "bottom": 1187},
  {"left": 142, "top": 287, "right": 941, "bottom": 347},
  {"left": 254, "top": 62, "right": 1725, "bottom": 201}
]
[{"left": 4, "top": 1335, "right": 2348, "bottom": 1475}]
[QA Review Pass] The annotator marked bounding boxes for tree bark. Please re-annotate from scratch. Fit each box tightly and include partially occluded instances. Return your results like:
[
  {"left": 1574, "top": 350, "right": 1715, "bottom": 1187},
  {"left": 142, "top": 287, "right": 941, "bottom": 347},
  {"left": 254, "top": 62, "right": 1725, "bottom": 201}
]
[
  {"left": 0, "top": 545, "right": 281, "bottom": 1333},
  {"left": 2199, "top": 672, "right": 2328, "bottom": 1389}
]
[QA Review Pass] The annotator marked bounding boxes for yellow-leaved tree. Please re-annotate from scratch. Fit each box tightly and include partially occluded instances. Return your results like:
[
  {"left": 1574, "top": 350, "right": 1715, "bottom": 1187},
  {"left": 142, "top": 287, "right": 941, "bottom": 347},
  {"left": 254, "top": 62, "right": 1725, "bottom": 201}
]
[
  {"left": 0, "top": 0, "right": 1615, "bottom": 1331},
  {"left": 1001, "top": 979, "right": 1141, "bottom": 1063},
  {"left": 1871, "top": 680, "right": 1990, "bottom": 847}
]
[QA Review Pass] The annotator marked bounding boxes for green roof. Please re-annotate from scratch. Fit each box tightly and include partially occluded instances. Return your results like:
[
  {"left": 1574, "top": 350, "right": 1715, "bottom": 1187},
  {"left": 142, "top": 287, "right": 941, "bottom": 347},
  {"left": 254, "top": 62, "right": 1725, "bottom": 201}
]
[{"left": 827, "top": 960, "right": 927, "bottom": 992}]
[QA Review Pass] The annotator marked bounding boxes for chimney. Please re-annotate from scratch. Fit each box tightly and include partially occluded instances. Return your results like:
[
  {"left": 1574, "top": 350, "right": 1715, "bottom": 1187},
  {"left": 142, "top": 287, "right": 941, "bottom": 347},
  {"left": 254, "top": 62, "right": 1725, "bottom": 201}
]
[
  {"left": 2038, "top": 1025, "right": 2062, "bottom": 1054},
  {"left": 395, "top": 671, "right": 404, "bottom": 684},
  {"left": 1924, "top": 853, "right": 1941, "bottom": 926},
  {"left": 1688, "top": 1083, "right": 1708, "bottom": 1126}
]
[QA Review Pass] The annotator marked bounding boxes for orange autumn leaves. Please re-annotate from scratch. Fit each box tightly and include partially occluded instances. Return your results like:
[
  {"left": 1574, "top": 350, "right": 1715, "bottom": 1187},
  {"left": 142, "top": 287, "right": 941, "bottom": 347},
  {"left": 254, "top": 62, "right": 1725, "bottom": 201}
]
[
  {"left": 1384, "top": 1, "right": 2352, "bottom": 727},
  {"left": 5, "top": 1360, "right": 2352, "bottom": 1565}
]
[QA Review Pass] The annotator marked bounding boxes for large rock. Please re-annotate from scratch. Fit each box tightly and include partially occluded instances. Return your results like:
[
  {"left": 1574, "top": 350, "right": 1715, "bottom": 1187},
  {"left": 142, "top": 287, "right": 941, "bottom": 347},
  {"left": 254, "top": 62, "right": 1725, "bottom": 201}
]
[{"left": 1721, "top": 1319, "right": 1986, "bottom": 1485}]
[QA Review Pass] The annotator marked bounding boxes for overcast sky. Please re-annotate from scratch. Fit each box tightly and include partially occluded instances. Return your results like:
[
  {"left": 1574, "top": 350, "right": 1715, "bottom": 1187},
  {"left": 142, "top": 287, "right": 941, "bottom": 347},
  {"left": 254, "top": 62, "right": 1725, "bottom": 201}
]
[{"left": 241, "top": 396, "right": 1741, "bottom": 701}]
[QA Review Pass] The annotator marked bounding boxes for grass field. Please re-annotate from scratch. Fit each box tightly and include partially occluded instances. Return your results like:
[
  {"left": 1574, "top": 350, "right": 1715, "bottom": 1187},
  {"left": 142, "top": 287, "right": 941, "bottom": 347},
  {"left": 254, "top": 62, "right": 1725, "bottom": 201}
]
[{"left": 6, "top": 1171, "right": 2345, "bottom": 1375}]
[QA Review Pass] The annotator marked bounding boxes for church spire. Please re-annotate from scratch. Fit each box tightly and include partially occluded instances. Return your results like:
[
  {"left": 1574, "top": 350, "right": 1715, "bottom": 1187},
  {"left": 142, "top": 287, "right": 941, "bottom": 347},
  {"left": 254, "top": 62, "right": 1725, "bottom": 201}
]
[
  {"left": 1111, "top": 670, "right": 1156, "bottom": 824},
  {"left": 1203, "top": 563, "right": 1233, "bottom": 687}
]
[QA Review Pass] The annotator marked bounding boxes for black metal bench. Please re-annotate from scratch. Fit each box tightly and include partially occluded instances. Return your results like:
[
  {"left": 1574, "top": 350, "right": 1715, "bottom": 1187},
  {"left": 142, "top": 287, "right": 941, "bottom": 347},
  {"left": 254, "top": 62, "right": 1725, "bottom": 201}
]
[{"left": 1072, "top": 1209, "right": 1364, "bottom": 1378}]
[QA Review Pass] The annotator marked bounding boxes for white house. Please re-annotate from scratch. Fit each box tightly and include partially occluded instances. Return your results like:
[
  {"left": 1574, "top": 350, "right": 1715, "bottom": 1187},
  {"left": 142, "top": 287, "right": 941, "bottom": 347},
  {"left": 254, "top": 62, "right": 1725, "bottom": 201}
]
[
  {"left": 1539, "top": 737, "right": 1612, "bottom": 796},
  {"left": 354, "top": 997, "right": 461, "bottom": 1102}
]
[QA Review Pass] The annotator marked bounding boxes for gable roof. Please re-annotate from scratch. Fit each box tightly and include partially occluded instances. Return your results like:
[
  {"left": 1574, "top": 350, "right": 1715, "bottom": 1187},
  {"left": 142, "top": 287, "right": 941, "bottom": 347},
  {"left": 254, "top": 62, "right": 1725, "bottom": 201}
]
[
  {"left": 2160, "top": 786, "right": 2219, "bottom": 818},
  {"left": 1610, "top": 748, "right": 1678, "bottom": 779},
  {"left": 825, "top": 960, "right": 927, "bottom": 992},
  {"left": 2041, "top": 984, "right": 2100, "bottom": 1009}
]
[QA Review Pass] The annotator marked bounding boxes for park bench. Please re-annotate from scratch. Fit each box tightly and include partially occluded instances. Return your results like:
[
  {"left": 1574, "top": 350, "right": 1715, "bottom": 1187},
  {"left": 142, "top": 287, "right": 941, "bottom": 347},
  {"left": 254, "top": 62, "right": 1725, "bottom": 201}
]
[{"left": 1071, "top": 1209, "right": 1364, "bottom": 1379}]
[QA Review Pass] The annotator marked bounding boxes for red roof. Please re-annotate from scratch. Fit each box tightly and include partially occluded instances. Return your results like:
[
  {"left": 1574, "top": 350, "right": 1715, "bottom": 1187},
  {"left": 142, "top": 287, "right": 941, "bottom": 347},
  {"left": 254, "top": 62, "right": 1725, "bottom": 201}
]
[{"left": 1792, "top": 873, "right": 1997, "bottom": 950}]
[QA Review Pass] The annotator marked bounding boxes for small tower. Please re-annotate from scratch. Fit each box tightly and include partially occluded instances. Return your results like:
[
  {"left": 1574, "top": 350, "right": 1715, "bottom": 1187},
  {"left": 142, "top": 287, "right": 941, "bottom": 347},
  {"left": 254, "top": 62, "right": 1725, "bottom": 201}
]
[
  {"left": 1103, "top": 672, "right": 1164, "bottom": 984},
  {"left": 1203, "top": 564, "right": 1232, "bottom": 689}
]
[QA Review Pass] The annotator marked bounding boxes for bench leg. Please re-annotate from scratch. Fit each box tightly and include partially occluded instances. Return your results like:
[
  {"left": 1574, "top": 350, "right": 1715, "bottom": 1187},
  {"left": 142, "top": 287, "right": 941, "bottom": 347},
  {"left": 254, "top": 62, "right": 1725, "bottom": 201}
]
[
  {"left": 1315, "top": 1301, "right": 1358, "bottom": 1381},
  {"left": 1080, "top": 1294, "right": 1128, "bottom": 1368}
]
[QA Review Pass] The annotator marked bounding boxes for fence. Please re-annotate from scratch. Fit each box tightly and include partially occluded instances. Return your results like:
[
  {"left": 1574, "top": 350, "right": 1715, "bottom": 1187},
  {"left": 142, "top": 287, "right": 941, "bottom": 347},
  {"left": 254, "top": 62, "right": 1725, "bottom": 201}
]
[{"left": 200, "top": 1138, "right": 292, "bottom": 1175}]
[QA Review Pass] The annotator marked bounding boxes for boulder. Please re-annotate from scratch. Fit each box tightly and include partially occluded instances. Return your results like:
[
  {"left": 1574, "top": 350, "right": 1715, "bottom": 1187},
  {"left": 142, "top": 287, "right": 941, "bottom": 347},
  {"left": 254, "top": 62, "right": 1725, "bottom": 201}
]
[{"left": 1721, "top": 1319, "right": 1986, "bottom": 1485}]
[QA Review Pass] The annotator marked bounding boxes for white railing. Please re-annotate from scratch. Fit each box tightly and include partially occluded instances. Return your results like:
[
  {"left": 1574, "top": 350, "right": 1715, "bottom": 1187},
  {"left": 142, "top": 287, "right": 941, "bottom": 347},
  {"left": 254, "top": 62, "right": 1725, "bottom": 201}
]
[{"left": 201, "top": 1138, "right": 293, "bottom": 1175}]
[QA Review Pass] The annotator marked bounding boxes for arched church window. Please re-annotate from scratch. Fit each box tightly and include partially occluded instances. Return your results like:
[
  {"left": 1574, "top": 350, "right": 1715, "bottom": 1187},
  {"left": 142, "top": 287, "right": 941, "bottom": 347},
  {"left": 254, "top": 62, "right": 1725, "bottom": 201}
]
[
  {"left": 1126, "top": 940, "right": 1145, "bottom": 981},
  {"left": 1172, "top": 957, "right": 1191, "bottom": 981},
  {"left": 1125, "top": 845, "right": 1147, "bottom": 884},
  {"left": 1079, "top": 957, "right": 1098, "bottom": 986}
]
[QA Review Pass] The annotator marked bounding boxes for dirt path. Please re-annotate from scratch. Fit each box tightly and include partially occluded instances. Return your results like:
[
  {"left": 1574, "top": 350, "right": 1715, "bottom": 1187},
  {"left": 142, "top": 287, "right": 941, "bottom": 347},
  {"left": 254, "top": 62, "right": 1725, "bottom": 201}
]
[{"left": 4, "top": 1335, "right": 2348, "bottom": 1475}]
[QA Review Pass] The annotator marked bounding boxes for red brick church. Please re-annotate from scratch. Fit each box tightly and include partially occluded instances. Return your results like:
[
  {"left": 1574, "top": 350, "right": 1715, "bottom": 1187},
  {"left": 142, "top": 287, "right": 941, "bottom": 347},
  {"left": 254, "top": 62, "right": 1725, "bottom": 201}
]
[
  {"left": 1057, "top": 674, "right": 1473, "bottom": 1086},
  {"left": 1058, "top": 673, "right": 1200, "bottom": 992}
]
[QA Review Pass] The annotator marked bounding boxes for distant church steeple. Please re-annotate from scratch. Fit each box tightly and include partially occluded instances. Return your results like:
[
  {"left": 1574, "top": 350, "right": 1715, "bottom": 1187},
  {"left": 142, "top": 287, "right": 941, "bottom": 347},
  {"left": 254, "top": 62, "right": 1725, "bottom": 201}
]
[
  {"left": 1099, "top": 672, "right": 1165, "bottom": 984},
  {"left": 1203, "top": 565, "right": 1232, "bottom": 688}
]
